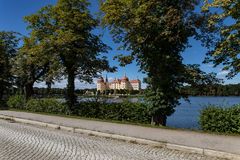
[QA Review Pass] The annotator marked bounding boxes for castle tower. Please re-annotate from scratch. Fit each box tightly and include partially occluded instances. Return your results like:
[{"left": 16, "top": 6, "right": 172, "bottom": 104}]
[
  {"left": 105, "top": 75, "right": 108, "bottom": 83},
  {"left": 97, "top": 77, "right": 105, "bottom": 92}
]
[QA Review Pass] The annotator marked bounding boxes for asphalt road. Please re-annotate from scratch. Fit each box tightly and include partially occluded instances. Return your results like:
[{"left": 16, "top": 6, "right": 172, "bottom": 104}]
[{"left": 0, "top": 119, "right": 222, "bottom": 160}]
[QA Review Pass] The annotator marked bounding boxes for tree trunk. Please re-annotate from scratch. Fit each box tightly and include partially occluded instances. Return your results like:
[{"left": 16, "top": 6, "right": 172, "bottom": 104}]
[
  {"left": 152, "top": 114, "right": 167, "bottom": 126},
  {"left": 67, "top": 70, "right": 76, "bottom": 112},
  {"left": 25, "top": 82, "right": 34, "bottom": 100},
  {"left": 46, "top": 81, "right": 52, "bottom": 96},
  {"left": 20, "top": 85, "right": 25, "bottom": 95},
  {"left": 0, "top": 87, "right": 3, "bottom": 101}
]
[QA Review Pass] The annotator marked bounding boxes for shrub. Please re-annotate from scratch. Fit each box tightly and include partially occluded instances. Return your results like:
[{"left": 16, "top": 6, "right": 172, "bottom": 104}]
[
  {"left": 7, "top": 95, "right": 26, "bottom": 110},
  {"left": 25, "top": 98, "right": 69, "bottom": 114},
  {"left": 7, "top": 96, "right": 153, "bottom": 124},
  {"left": 200, "top": 105, "right": 240, "bottom": 134},
  {"left": 76, "top": 101, "right": 152, "bottom": 124}
]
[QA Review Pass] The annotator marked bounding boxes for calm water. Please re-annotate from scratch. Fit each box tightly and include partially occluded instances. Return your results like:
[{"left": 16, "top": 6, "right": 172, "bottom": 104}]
[{"left": 167, "top": 96, "right": 240, "bottom": 130}]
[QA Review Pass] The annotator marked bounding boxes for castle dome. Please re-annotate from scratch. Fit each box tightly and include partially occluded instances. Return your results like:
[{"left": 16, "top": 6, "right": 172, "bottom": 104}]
[{"left": 121, "top": 75, "right": 129, "bottom": 82}]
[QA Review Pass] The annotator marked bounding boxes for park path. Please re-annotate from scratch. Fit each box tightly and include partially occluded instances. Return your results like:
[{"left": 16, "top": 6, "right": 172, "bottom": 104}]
[{"left": 0, "top": 110, "right": 239, "bottom": 159}]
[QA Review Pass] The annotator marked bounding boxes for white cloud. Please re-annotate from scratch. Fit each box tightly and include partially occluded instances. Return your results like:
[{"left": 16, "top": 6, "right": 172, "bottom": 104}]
[
  {"left": 217, "top": 70, "right": 230, "bottom": 76},
  {"left": 108, "top": 77, "right": 114, "bottom": 81},
  {"left": 34, "top": 78, "right": 97, "bottom": 89},
  {"left": 141, "top": 83, "right": 147, "bottom": 89},
  {"left": 34, "top": 82, "right": 46, "bottom": 88},
  {"left": 206, "top": 64, "right": 214, "bottom": 68}
]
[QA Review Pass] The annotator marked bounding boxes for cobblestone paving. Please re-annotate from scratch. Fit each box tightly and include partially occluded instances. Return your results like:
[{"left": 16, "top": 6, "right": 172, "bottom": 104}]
[{"left": 0, "top": 120, "right": 224, "bottom": 160}]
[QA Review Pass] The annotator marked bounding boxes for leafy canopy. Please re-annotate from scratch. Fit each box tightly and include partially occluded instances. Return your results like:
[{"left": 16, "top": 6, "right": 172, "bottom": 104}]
[
  {"left": 101, "top": 0, "right": 215, "bottom": 122},
  {"left": 202, "top": 0, "right": 240, "bottom": 78},
  {"left": 25, "top": 0, "right": 114, "bottom": 83},
  {"left": 24, "top": 0, "right": 115, "bottom": 108},
  {"left": 0, "top": 31, "right": 20, "bottom": 99}
]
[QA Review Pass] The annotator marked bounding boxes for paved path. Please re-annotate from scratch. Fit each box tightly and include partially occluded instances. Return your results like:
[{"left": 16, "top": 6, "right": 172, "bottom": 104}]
[
  {"left": 0, "top": 119, "right": 222, "bottom": 160},
  {"left": 0, "top": 111, "right": 239, "bottom": 157}
]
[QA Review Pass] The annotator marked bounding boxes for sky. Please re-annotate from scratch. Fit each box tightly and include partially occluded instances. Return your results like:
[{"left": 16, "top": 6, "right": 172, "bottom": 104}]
[{"left": 0, "top": 0, "right": 239, "bottom": 89}]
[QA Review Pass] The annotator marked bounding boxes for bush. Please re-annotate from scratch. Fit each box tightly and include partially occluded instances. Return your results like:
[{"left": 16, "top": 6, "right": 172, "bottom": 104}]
[
  {"left": 76, "top": 101, "right": 152, "bottom": 124},
  {"left": 25, "top": 98, "right": 69, "bottom": 114},
  {"left": 200, "top": 105, "right": 240, "bottom": 134},
  {"left": 7, "top": 95, "right": 152, "bottom": 124},
  {"left": 7, "top": 95, "right": 26, "bottom": 110}
]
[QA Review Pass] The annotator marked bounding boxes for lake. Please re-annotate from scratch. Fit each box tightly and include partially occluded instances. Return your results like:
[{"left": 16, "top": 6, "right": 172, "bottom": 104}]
[
  {"left": 167, "top": 96, "right": 240, "bottom": 130},
  {"left": 77, "top": 96, "right": 240, "bottom": 130}
]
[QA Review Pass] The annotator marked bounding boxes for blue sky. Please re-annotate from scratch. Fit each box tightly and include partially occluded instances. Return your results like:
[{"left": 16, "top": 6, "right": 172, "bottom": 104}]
[{"left": 0, "top": 0, "right": 239, "bottom": 89}]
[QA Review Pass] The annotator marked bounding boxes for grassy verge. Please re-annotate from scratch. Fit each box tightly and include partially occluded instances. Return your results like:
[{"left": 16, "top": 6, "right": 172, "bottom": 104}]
[
  {"left": 10, "top": 108, "right": 167, "bottom": 128},
  {"left": 7, "top": 108, "right": 240, "bottom": 137}
]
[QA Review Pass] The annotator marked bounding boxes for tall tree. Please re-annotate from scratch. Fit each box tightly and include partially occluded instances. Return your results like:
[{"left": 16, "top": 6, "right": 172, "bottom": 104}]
[
  {"left": 12, "top": 37, "right": 52, "bottom": 99},
  {"left": 202, "top": 0, "right": 240, "bottom": 78},
  {"left": 25, "top": 0, "right": 115, "bottom": 111},
  {"left": 101, "top": 0, "right": 212, "bottom": 125},
  {"left": 0, "top": 31, "right": 19, "bottom": 100}
]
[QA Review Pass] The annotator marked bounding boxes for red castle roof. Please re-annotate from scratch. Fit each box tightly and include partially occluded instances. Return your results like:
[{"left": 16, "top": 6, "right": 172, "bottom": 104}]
[
  {"left": 98, "top": 75, "right": 140, "bottom": 84},
  {"left": 130, "top": 79, "right": 141, "bottom": 83}
]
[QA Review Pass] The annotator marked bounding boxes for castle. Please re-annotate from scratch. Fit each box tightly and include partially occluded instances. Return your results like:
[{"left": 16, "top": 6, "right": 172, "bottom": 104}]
[{"left": 97, "top": 74, "right": 141, "bottom": 92}]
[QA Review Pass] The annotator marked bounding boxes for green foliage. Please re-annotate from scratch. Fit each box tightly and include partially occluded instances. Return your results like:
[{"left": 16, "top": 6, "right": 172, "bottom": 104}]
[
  {"left": 100, "top": 0, "right": 219, "bottom": 125},
  {"left": 183, "top": 83, "right": 240, "bottom": 96},
  {"left": 12, "top": 36, "right": 54, "bottom": 99},
  {"left": 7, "top": 95, "right": 26, "bottom": 110},
  {"left": 7, "top": 95, "right": 68, "bottom": 114},
  {"left": 0, "top": 31, "right": 20, "bottom": 100},
  {"left": 202, "top": 0, "right": 240, "bottom": 78},
  {"left": 24, "top": 0, "right": 115, "bottom": 109},
  {"left": 76, "top": 102, "right": 152, "bottom": 124},
  {"left": 200, "top": 105, "right": 240, "bottom": 134},
  {"left": 25, "top": 98, "right": 69, "bottom": 114},
  {"left": 7, "top": 94, "right": 151, "bottom": 124}
]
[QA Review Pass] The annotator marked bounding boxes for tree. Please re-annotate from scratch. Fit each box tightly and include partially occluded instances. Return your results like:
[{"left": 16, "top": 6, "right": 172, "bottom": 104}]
[
  {"left": 12, "top": 37, "right": 53, "bottom": 99},
  {"left": 202, "top": 0, "right": 240, "bottom": 78},
  {"left": 101, "top": 0, "right": 219, "bottom": 125},
  {"left": 0, "top": 31, "right": 19, "bottom": 100},
  {"left": 25, "top": 0, "right": 115, "bottom": 111},
  {"left": 183, "top": 64, "right": 223, "bottom": 96},
  {"left": 0, "top": 43, "right": 9, "bottom": 100},
  {"left": 184, "top": 64, "right": 223, "bottom": 86}
]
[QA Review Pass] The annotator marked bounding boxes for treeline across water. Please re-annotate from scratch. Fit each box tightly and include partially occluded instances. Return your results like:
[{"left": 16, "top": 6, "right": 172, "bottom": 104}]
[
  {"left": 31, "top": 88, "right": 142, "bottom": 97},
  {"left": 16, "top": 84, "right": 240, "bottom": 97},
  {"left": 183, "top": 84, "right": 240, "bottom": 96}
]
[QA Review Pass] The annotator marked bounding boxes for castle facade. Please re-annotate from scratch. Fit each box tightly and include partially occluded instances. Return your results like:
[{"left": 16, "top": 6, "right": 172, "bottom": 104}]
[{"left": 97, "top": 75, "right": 141, "bottom": 92}]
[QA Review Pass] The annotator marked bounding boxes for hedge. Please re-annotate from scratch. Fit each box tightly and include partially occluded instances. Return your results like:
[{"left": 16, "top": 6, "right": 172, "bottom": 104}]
[
  {"left": 25, "top": 98, "right": 69, "bottom": 114},
  {"left": 7, "top": 95, "right": 152, "bottom": 124},
  {"left": 7, "top": 95, "right": 26, "bottom": 110},
  {"left": 200, "top": 105, "right": 240, "bottom": 134},
  {"left": 75, "top": 101, "right": 152, "bottom": 124}
]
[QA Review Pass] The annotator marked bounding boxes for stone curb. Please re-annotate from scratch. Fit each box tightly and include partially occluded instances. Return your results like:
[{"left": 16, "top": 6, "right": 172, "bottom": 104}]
[
  {"left": 0, "top": 114, "right": 239, "bottom": 160},
  {"left": 204, "top": 149, "right": 240, "bottom": 160}
]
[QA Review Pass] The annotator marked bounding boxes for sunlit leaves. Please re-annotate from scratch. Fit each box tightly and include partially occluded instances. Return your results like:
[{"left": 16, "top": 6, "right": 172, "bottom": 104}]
[
  {"left": 203, "top": 0, "right": 240, "bottom": 78},
  {"left": 101, "top": 0, "right": 206, "bottom": 124},
  {"left": 24, "top": 0, "right": 115, "bottom": 108}
]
